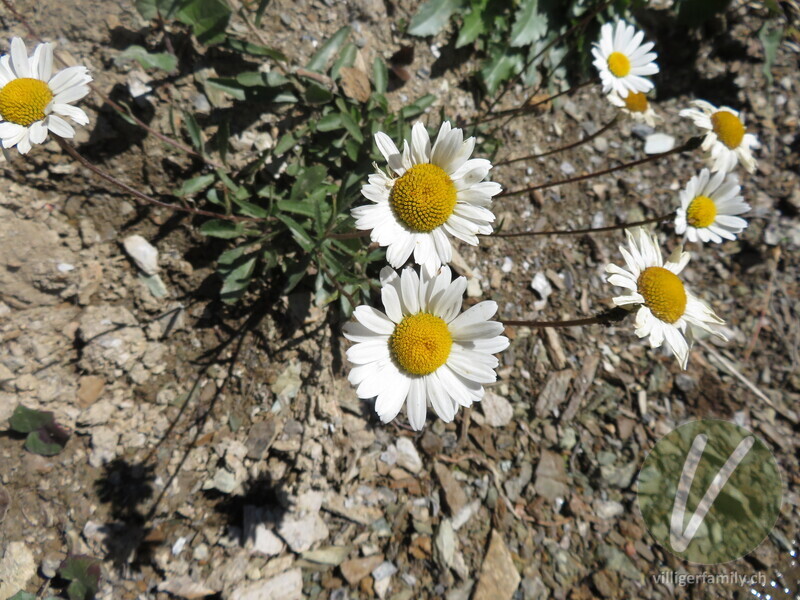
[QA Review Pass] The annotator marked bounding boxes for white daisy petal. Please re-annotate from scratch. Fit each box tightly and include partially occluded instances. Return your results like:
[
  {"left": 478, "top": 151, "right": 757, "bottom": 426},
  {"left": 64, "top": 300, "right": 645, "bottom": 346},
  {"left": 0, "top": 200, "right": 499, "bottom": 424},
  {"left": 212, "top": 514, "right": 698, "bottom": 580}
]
[{"left": 406, "top": 377, "right": 427, "bottom": 431}]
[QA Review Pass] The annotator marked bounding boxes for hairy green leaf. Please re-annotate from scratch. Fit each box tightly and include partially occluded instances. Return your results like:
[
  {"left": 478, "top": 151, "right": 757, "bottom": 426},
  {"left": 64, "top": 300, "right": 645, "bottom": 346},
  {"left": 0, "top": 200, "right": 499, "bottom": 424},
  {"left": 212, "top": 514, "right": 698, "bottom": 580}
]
[
  {"left": 306, "top": 26, "right": 351, "bottom": 72},
  {"left": 759, "top": 21, "right": 784, "bottom": 87},
  {"left": 200, "top": 220, "right": 245, "bottom": 239},
  {"left": 9, "top": 404, "right": 53, "bottom": 433},
  {"left": 176, "top": 0, "right": 232, "bottom": 45},
  {"left": 408, "top": 0, "right": 461, "bottom": 36},
  {"left": 115, "top": 45, "right": 178, "bottom": 71},
  {"left": 509, "top": 0, "right": 547, "bottom": 47}
]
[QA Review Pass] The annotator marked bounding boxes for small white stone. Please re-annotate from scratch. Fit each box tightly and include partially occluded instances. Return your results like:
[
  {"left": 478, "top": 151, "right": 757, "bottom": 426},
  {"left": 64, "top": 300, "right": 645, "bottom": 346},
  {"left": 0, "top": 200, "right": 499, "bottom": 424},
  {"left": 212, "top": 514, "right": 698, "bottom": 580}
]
[
  {"left": 395, "top": 437, "right": 423, "bottom": 474},
  {"left": 123, "top": 235, "right": 160, "bottom": 275},
  {"left": 481, "top": 391, "right": 513, "bottom": 427},
  {"left": 501, "top": 257, "right": 513, "bottom": 273}
]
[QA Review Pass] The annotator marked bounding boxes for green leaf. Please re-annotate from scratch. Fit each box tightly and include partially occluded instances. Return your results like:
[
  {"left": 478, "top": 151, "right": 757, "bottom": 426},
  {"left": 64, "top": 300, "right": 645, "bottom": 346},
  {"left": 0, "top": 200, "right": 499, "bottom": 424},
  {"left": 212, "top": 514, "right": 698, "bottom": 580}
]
[
  {"left": 135, "top": 0, "right": 182, "bottom": 20},
  {"left": 283, "top": 257, "right": 312, "bottom": 294},
  {"left": 303, "top": 82, "right": 334, "bottom": 104},
  {"left": 205, "top": 78, "right": 247, "bottom": 100},
  {"left": 177, "top": 173, "right": 216, "bottom": 197},
  {"left": 331, "top": 43, "right": 357, "bottom": 80},
  {"left": 306, "top": 26, "right": 351, "bottom": 72},
  {"left": 218, "top": 249, "right": 258, "bottom": 304},
  {"left": 455, "top": 1, "right": 486, "bottom": 48},
  {"left": 58, "top": 555, "right": 101, "bottom": 600},
  {"left": 9, "top": 404, "right": 53, "bottom": 433},
  {"left": 176, "top": 0, "right": 232, "bottom": 45},
  {"left": 509, "top": 0, "right": 546, "bottom": 47},
  {"left": 399, "top": 94, "right": 436, "bottom": 119},
  {"left": 372, "top": 56, "right": 388, "bottom": 95},
  {"left": 115, "top": 45, "right": 178, "bottom": 71},
  {"left": 200, "top": 219, "right": 245, "bottom": 239},
  {"left": 225, "top": 37, "right": 287, "bottom": 61},
  {"left": 480, "top": 50, "right": 521, "bottom": 94},
  {"left": 9, "top": 592, "right": 36, "bottom": 600},
  {"left": 290, "top": 165, "right": 328, "bottom": 201},
  {"left": 25, "top": 425, "right": 68, "bottom": 457},
  {"left": 338, "top": 111, "right": 364, "bottom": 143},
  {"left": 316, "top": 112, "right": 343, "bottom": 132},
  {"left": 277, "top": 214, "right": 315, "bottom": 252},
  {"left": 759, "top": 21, "right": 784, "bottom": 87},
  {"left": 183, "top": 111, "right": 205, "bottom": 154},
  {"left": 408, "top": 0, "right": 461, "bottom": 36}
]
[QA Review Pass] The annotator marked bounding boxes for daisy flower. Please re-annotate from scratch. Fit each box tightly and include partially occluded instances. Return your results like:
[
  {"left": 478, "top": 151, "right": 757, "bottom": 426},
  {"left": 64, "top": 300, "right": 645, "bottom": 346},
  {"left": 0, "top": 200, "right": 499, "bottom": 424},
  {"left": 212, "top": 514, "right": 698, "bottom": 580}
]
[
  {"left": 675, "top": 169, "right": 750, "bottom": 243},
  {"left": 343, "top": 266, "right": 509, "bottom": 430},
  {"left": 352, "top": 121, "right": 501, "bottom": 275},
  {"left": 605, "top": 228, "right": 726, "bottom": 369},
  {"left": 607, "top": 90, "right": 661, "bottom": 127},
  {"left": 0, "top": 37, "right": 92, "bottom": 155},
  {"left": 679, "top": 100, "right": 759, "bottom": 173},
  {"left": 592, "top": 20, "right": 659, "bottom": 97}
]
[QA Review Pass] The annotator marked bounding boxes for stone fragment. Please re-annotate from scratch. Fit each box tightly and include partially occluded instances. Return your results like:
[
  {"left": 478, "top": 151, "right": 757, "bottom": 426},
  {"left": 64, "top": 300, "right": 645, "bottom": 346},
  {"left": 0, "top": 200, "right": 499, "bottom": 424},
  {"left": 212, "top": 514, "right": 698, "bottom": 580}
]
[
  {"left": 534, "top": 450, "right": 570, "bottom": 501},
  {"left": 76, "top": 375, "right": 105, "bottom": 408},
  {"left": 395, "top": 437, "right": 422, "bottom": 474},
  {"left": 473, "top": 530, "right": 520, "bottom": 600},
  {"left": 434, "top": 519, "right": 455, "bottom": 569},
  {"left": 230, "top": 568, "right": 303, "bottom": 600},
  {"left": 433, "top": 462, "right": 468, "bottom": 516},
  {"left": 340, "top": 554, "right": 384, "bottom": 585},
  {"left": 481, "top": 391, "right": 513, "bottom": 427},
  {"left": 123, "top": 235, "right": 160, "bottom": 275},
  {"left": 252, "top": 525, "right": 285, "bottom": 557},
  {"left": 277, "top": 514, "right": 329, "bottom": 553},
  {"left": 0, "top": 541, "right": 37, "bottom": 598},
  {"left": 157, "top": 577, "right": 219, "bottom": 599}
]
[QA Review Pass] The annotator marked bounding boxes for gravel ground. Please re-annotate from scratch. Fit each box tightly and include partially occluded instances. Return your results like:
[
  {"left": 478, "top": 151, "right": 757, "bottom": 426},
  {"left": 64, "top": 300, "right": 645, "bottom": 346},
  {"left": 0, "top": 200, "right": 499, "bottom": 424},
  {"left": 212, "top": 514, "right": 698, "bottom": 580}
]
[{"left": 0, "top": 1, "right": 798, "bottom": 599}]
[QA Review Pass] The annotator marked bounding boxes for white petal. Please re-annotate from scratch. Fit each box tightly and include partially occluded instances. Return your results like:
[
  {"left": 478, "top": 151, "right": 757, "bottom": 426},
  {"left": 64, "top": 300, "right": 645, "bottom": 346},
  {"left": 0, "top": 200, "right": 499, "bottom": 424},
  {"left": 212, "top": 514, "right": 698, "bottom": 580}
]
[
  {"left": 353, "top": 305, "right": 395, "bottom": 335},
  {"left": 47, "top": 114, "right": 75, "bottom": 138},
  {"left": 10, "top": 37, "right": 30, "bottom": 78},
  {"left": 406, "top": 377, "right": 427, "bottom": 430}
]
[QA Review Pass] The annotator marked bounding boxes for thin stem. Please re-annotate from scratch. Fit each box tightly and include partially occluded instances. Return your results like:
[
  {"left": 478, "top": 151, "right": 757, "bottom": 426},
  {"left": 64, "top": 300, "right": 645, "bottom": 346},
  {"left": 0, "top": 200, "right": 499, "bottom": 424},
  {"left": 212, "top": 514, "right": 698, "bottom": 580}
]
[
  {"left": 328, "top": 229, "right": 372, "bottom": 240},
  {"left": 471, "top": 79, "right": 597, "bottom": 128},
  {"left": 496, "top": 115, "right": 618, "bottom": 167},
  {"left": 0, "top": 0, "right": 224, "bottom": 169},
  {"left": 54, "top": 136, "right": 260, "bottom": 223},
  {"left": 499, "top": 137, "right": 701, "bottom": 198},
  {"left": 482, "top": 0, "right": 613, "bottom": 119},
  {"left": 492, "top": 211, "right": 675, "bottom": 238},
  {"left": 503, "top": 307, "right": 629, "bottom": 328}
]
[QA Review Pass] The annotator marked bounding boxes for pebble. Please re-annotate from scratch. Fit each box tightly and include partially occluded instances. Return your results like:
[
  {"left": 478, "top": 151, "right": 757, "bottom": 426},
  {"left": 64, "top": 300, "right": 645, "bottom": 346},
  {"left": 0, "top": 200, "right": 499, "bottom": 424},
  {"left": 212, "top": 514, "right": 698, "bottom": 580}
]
[
  {"left": 559, "top": 161, "right": 576, "bottom": 175},
  {"left": 472, "top": 530, "right": 520, "bottom": 600},
  {"left": 595, "top": 500, "right": 625, "bottom": 519},
  {"left": 631, "top": 124, "right": 655, "bottom": 139},
  {"left": 277, "top": 513, "right": 329, "bottom": 553},
  {"left": 0, "top": 541, "right": 36, "bottom": 598},
  {"left": 123, "top": 234, "right": 160, "bottom": 275},
  {"left": 395, "top": 438, "right": 423, "bottom": 474},
  {"left": 340, "top": 554, "right": 384, "bottom": 585},
  {"left": 371, "top": 560, "right": 397, "bottom": 581},
  {"left": 434, "top": 519, "right": 455, "bottom": 569},
  {"left": 466, "top": 277, "right": 482, "bottom": 298},
  {"left": 230, "top": 568, "right": 303, "bottom": 600},
  {"left": 480, "top": 391, "right": 513, "bottom": 427},
  {"left": 501, "top": 257, "right": 513, "bottom": 273}
]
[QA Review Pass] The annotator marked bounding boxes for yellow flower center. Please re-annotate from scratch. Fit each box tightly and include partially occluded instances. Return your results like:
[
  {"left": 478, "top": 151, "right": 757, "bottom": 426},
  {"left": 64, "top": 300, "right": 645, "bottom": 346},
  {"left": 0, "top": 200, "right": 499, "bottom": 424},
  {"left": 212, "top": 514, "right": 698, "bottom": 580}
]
[
  {"left": 390, "top": 163, "right": 457, "bottom": 233},
  {"left": 389, "top": 312, "right": 452, "bottom": 376},
  {"left": 637, "top": 266, "right": 687, "bottom": 324},
  {"left": 623, "top": 91, "right": 648, "bottom": 113},
  {"left": 0, "top": 78, "right": 53, "bottom": 126},
  {"left": 686, "top": 195, "right": 717, "bottom": 228},
  {"left": 710, "top": 110, "right": 745, "bottom": 149},
  {"left": 607, "top": 52, "right": 631, "bottom": 78}
]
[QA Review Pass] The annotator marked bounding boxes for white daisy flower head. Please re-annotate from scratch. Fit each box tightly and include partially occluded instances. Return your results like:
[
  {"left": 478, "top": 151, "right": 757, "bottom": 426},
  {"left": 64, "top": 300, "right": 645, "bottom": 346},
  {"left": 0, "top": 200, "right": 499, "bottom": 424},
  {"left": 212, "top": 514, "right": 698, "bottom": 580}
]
[
  {"left": 592, "top": 20, "right": 659, "bottom": 96},
  {"left": 352, "top": 121, "right": 501, "bottom": 276},
  {"left": 604, "top": 227, "right": 727, "bottom": 369},
  {"left": 343, "top": 265, "right": 509, "bottom": 430},
  {"left": 679, "top": 100, "right": 759, "bottom": 173},
  {"left": 0, "top": 37, "right": 92, "bottom": 155},
  {"left": 607, "top": 90, "right": 661, "bottom": 127},
  {"left": 675, "top": 169, "right": 751, "bottom": 244}
]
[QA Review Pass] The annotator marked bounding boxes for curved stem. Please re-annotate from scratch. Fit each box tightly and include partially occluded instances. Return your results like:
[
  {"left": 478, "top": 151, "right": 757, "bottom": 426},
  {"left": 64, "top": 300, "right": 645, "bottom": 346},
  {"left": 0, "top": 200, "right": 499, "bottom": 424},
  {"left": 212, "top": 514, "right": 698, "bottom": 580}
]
[
  {"left": 471, "top": 79, "right": 597, "bottom": 128},
  {"left": 492, "top": 211, "right": 675, "bottom": 238},
  {"left": 499, "top": 138, "right": 701, "bottom": 198},
  {"left": 503, "top": 307, "right": 629, "bottom": 328},
  {"left": 55, "top": 136, "right": 260, "bottom": 223},
  {"left": 496, "top": 115, "right": 618, "bottom": 167}
]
